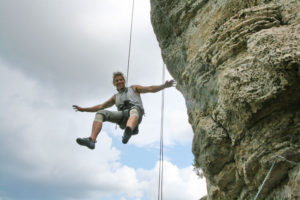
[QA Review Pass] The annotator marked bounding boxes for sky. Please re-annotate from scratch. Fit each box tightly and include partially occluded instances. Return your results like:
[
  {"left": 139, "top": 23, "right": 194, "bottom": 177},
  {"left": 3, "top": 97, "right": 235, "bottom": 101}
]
[{"left": 0, "top": 0, "right": 207, "bottom": 199}]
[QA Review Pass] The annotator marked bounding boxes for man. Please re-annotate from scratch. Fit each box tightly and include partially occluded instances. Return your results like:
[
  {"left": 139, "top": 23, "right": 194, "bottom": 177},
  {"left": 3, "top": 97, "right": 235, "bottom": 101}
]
[{"left": 73, "top": 71, "right": 174, "bottom": 149}]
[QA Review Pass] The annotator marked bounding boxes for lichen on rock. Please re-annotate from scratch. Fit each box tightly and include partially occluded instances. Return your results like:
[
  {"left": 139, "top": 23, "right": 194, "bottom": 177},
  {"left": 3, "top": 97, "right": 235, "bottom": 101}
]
[{"left": 150, "top": 0, "right": 300, "bottom": 199}]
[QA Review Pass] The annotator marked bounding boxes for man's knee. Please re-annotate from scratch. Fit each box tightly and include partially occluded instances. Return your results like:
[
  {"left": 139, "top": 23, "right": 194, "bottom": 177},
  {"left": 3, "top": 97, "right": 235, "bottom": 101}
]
[
  {"left": 95, "top": 113, "right": 104, "bottom": 122},
  {"left": 95, "top": 110, "right": 111, "bottom": 122},
  {"left": 129, "top": 108, "right": 143, "bottom": 124},
  {"left": 130, "top": 108, "right": 140, "bottom": 119},
  {"left": 96, "top": 110, "right": 123, "bottom": 124}
]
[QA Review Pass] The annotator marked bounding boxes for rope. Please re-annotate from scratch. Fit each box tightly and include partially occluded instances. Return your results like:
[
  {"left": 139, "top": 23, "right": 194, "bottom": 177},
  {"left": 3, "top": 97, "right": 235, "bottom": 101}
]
[
  {"left": 126, "top": 0, "right": 135, "bottom": 84},
  {"left": 216, "top": 105, "right": 300, "bottom": 199},
  {"left": 275, "top": 155, "right": 300, "bottom": 166},
  {"left": 252, "top": 155, "right": 299, "bottom": 200},
  {"left": 124, "top": 1, "right": 166, "bottom": 198},
  {"left": 253, "top": 157, "right": 277, "bottom": 200},
  {"left": 158, "top": 63, "right": 166, "bottom": 200}
]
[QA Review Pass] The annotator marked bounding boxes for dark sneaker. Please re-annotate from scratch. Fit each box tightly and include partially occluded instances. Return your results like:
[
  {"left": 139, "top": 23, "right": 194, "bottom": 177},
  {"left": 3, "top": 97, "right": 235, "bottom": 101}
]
[
  {"left": 132, "top": 126, "right": 139, "bottom": 135},
  {"left": 122, "top": 127, "right": 132, "bottom": 144},
  {"left": 76, "top": 137, "right": 95, "bottom": 150}
]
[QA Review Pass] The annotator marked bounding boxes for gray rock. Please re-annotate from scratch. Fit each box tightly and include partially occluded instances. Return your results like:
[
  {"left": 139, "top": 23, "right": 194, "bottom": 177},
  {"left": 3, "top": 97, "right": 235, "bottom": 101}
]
[{"left": 150, "top": 0, "right": 300, "bottom": 199}]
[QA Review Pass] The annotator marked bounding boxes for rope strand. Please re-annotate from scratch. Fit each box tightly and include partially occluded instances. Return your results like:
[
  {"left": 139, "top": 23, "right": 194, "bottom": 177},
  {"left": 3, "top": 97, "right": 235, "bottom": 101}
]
[
  {"left": 253, "top": 157, "right": 278, "bottom": 200},
  {"left": 125, "top": 1, "right": 166, "bottom": 198},
  {"left": 126, "top": 0, "right": 135, "bottom": 85},
  {"left": 158, "top": 63, "right": 166, "bottom": 200}
]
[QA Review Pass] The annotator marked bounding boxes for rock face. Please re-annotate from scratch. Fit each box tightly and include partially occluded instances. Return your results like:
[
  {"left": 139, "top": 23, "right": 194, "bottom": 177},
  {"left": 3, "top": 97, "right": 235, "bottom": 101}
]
[{"left": 150, "top": 0, "right": 300, "bottom": 199}]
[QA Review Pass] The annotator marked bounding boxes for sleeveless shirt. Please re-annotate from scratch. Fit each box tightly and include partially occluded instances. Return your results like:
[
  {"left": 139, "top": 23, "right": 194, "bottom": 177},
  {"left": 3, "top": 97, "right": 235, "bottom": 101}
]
[{"left": 115, "top": 87, "right": 144, "bottom": 112}]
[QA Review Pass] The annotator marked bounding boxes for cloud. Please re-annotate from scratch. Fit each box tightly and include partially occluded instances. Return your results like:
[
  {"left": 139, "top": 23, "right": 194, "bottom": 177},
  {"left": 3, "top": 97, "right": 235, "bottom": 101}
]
[
  {"left": 0, "top": 61, "right": 122, "bottom": 199},
  {"left": 0, "top": 59, "right": 206, "bottom": 200},
  {"left": 136, "top": 161, "right": 207, "bottom": 200},
  {"left": 0, "top": 0, "right": 207, "bottom": 199},
  {"left": 0, "top": 0, "right": 161, "bottom": 104}
]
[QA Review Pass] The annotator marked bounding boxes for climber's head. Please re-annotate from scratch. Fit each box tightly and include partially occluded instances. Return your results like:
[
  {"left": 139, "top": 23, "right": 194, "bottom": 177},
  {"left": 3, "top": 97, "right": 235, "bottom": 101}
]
[{"left": 113, "top": 71, "right": 126, "bottom": 91}]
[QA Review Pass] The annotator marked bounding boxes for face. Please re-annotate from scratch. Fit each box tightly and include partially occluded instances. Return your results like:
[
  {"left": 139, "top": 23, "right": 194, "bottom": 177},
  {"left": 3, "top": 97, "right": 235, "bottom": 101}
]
[{"left": 113, "top": 75, "right": 126, "bottom": 90}]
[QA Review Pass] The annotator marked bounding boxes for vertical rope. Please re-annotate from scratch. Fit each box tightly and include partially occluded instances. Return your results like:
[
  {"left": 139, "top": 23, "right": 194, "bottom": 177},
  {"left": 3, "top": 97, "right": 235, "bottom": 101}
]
[
  {"left": 126, "top": 0, "right": 135, "bottom": 84},
  {"left": 158, "top": 63, "right": 166, "bottom": 200},
  {"left": 125, "top": 2, "right": 167, "bottom": 198}
]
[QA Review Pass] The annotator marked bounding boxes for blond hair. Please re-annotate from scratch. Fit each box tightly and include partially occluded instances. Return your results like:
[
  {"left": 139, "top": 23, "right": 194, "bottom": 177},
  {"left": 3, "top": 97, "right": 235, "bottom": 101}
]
[{"left": 112, "top": 71, "right": 125, "bottom": 83}]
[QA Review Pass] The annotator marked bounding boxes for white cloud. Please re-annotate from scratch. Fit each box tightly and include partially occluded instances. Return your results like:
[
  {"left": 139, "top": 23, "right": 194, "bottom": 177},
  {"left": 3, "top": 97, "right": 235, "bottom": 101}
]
[
  {"left": 0, "top": 0, "right": 158, "bottom": 104},
  {"left": 0, "top": 61, "right": 128, "bottom": 198},
  {"left": 0, "top": 60, "right": 206, "bottom": 200},
  {"left": 0, "top": 0, "right": 207, "bottom": 199},
  {"left": 136, "top": 161, "right": 207, "bottom": 200}
]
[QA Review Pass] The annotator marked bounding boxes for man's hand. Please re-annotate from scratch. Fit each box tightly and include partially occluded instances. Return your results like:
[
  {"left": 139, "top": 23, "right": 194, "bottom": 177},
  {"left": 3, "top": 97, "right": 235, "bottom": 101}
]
[
  {"left": 164, "top": 80, "right": 175, "bottom": 88},
  {"left": 73, "top": 105, "right": 84, "bottom": 112}
]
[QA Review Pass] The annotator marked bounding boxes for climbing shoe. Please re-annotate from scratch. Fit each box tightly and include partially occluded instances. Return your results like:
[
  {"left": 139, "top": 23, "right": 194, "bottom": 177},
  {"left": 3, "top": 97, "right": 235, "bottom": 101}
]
[
  {"left": 76, "top": 137, "right": 95, "bottom": 150},
  {"left": 122, "top": 127, "right": 132, "bottom": 144},
  {"left": 132, "top": 126, "right": 139, "bottom": 135}
]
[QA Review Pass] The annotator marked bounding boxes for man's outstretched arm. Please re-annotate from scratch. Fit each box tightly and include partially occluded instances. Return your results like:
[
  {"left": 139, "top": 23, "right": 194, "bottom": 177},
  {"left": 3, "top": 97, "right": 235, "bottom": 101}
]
[
  {"left": 73, "top": 95, "right": 115, "bottom": 112},
  {"left": 133, "top": 80, "right": 175, "bottom": 94}
]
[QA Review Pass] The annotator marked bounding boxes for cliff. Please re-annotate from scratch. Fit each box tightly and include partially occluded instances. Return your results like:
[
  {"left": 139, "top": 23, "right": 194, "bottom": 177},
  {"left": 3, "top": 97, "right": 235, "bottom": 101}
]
[{"left": 150, "top": 0, "right": 300, "bottom": 199}]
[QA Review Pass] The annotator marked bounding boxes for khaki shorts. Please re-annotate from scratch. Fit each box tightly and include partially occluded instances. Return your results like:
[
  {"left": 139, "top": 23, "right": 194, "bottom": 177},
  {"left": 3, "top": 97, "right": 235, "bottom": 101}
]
[{"left": 95, "top": 107, "right": 143, "bottom": 129}]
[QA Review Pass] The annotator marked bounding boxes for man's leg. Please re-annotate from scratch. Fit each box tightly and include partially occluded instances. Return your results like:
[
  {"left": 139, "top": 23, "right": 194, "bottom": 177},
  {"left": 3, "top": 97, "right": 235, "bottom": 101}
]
[
  {"left": 126, "top": 115, "right": 138, "bottom": 131},
  {"left": 122, "top": 108, "right": 140, "bottom": 144},
  {"left": 91, "top": 120, "right": 103, "bottom": 142},
  {"left": 76, "top": 113, "right": 104, "bottom": 150},
  {"left": 90, "top": 113, "right": 104, "bottom": 141},
  {"left": 126, "top": 108, "right": 140, "bottom": 130}
]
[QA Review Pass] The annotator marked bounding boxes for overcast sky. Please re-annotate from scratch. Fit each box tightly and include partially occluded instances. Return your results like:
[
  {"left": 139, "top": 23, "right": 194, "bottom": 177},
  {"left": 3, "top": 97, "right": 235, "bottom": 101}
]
[{"left": 0, "top": 0, "right": 207, "bottom": 199}]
